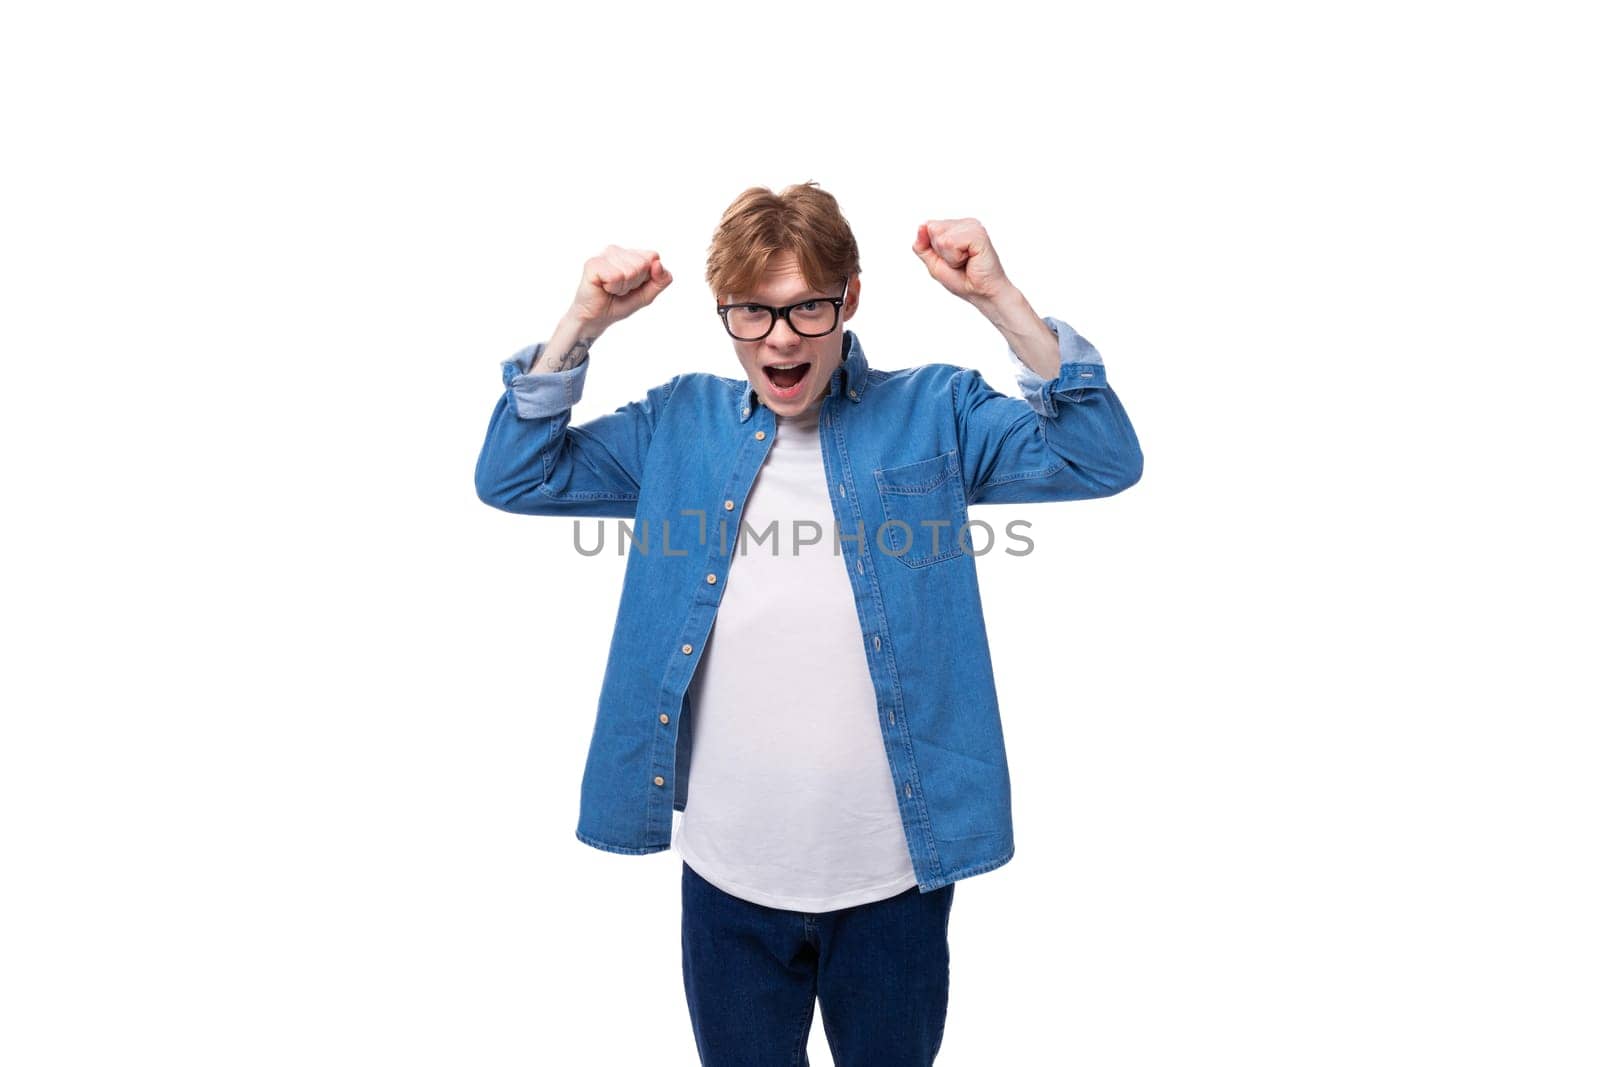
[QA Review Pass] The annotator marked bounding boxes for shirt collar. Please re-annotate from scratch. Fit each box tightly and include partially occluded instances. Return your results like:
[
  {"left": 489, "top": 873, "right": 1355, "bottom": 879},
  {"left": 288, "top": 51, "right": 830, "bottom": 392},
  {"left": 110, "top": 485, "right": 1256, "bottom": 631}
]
[{"left": 737, "top": 329, "right": 867, "bottom": 422}]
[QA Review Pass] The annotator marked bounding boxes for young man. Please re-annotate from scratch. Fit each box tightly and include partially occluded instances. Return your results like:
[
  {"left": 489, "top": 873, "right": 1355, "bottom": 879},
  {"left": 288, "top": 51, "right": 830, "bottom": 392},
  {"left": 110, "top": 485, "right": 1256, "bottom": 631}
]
[{"left": 475, "top": 182, "right": 1143, "bottom": 1065}]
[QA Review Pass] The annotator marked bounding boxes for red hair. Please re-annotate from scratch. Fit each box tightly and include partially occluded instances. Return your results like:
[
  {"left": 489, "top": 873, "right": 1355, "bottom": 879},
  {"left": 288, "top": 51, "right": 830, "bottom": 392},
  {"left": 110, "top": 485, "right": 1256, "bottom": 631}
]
[{"left": 705, "top": 181, "right": 862, "bottom": 301}]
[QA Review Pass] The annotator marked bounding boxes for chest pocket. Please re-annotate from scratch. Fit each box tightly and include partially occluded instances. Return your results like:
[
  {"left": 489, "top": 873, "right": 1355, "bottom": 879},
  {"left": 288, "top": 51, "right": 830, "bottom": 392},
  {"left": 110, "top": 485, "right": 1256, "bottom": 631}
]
[{"left": 873, "top": 449, "right": 968, "bottom": 568}]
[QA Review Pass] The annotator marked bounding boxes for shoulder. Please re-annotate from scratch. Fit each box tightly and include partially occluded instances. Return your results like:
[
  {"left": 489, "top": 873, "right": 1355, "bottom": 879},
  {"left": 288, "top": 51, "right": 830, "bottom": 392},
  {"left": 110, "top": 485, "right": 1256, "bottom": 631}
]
[
  {"left": 875, "top": 361, "right": 968, "bottom": 382},
  {"left": 636, "top": 370, "right": 733, "bottom": 399},
  {"left": 670, "top": 370, "right": 740, "bottom": 389},
  {"left": 864, "top": 361, "right": 974, "bottom": 399},
  {"left": 640, "top": 371, "right": 743, "bottom": 421}
]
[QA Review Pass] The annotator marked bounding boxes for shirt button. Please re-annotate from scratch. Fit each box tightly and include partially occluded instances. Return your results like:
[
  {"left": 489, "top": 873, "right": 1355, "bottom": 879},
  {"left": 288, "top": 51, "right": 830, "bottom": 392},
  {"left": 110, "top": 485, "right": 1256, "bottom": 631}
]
[
  {"left": 723, "top": 499, "right": 734, "bottom": 511},
  {"left": 654, "top": 776, "right": 666, "bottom": 787},
  {"left": 837, "top": 482, "right": 846, "bottom": 496},
  {"left": 904, "top": 782, "right": 912, "bottom": 797},
  {"left": 849, "top": 389, "right": 859, "bottom": 399},
  {"left": 659, "top": 713, "right": 670, "bottom": 724},
  {"left": 681, "top": 643, "right": 693, "bottom": 654},
  {"left": 741, "top": 406, "right": 750, "bottom": 417},
  {"left": 754, "top": 430, "right": 766, "bottom": 440},
  {"left": 873, "top": 635, "right": 881, "bottom": 650},
  {"left": 706, "top": 573, "right": 717, "bottom": 584},
  {"left": 856, "top": 559, "right": 864, "bottom": 574}
]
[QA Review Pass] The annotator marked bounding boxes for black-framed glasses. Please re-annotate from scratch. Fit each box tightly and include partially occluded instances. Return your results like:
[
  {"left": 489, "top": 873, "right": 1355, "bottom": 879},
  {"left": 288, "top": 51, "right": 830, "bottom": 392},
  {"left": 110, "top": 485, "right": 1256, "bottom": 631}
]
[{"left": 716, "top": 279, "right": 849, "bottom": 341}]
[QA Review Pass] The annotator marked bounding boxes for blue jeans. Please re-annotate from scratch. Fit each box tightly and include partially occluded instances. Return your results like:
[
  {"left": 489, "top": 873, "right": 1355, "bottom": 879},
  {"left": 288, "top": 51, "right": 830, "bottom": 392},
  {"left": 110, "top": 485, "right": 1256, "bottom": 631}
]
[{"left": 680, "top": 860, "right": 956, "bottom": 1066}]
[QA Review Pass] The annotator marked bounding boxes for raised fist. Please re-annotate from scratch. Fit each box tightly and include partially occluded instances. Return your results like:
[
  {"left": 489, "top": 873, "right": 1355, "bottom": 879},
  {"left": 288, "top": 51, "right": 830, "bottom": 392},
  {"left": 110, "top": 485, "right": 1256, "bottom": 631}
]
[
  {"left": 570, "top": 245, "right": 674, "bottom": 332},
  {"left": 912, "top": 219, "right": 1013, "bottom": 307}
]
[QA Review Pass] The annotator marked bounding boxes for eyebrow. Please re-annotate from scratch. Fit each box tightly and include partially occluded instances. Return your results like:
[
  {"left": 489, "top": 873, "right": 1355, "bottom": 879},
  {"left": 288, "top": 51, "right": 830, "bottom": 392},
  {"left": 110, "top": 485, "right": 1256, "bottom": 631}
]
[{"left": 737, "top": 289, "right": 829, "bottom": 305}]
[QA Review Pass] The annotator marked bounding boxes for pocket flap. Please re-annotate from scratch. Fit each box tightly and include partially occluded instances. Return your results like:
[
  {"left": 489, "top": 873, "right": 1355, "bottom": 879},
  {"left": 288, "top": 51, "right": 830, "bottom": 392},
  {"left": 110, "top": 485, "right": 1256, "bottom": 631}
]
[{"left": 875, "top": 450, "right": 957, "bottom": 494}]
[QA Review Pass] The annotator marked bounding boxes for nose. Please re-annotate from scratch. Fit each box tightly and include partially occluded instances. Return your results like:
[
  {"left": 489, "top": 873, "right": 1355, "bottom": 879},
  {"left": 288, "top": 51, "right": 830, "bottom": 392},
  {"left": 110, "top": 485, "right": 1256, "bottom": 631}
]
[{"left": 766, "top": 313, "right": 804, "bottom": 347}]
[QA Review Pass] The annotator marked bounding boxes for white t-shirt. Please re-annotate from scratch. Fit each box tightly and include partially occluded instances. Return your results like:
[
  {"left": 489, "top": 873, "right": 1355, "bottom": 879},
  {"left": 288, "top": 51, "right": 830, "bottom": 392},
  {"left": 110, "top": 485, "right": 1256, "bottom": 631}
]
[{"left": 671, "top": 401, "right": 919, "bottom": 912}]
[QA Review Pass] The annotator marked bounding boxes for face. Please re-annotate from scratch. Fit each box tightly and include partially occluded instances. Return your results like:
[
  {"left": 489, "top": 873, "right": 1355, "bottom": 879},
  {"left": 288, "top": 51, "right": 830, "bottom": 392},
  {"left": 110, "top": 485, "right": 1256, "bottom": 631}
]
[{"left": 722, "top": 250, "right": 860, "bottom": 417}]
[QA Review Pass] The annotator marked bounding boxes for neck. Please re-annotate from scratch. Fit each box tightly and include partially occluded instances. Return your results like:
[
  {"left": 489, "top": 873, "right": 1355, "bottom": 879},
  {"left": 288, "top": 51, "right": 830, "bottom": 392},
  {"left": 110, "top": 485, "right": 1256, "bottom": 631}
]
[{"left": 777, "top": 400, "right": 822, "bottom": 423}]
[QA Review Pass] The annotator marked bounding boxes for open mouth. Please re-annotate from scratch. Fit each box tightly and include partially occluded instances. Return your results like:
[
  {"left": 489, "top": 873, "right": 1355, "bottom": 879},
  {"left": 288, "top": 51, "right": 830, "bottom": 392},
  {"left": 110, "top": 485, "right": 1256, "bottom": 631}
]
[{"left": 762, "top": 361, "right": 813, "bottom": 399}]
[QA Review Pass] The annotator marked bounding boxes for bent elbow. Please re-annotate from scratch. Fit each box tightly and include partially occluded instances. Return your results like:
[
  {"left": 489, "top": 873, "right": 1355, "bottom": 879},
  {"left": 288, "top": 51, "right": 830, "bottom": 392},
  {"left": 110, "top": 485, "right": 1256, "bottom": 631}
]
[
  {"left": 474, "top": 472, "right": 507, "bottom": 511},
  {"left": 474, "top": 453, "right": 545, "bottom": 514},
  {"left": 1115, "top": 446, "right": 1143, "bottom": 492},
  {"left": 1086, "top": 445, "right": 1143, "bottom": 499}
]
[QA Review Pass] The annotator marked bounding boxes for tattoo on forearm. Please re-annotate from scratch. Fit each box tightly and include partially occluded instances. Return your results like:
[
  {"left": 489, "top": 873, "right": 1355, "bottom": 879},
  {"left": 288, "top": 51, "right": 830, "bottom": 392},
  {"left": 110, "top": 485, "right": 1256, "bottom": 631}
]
[{"left": 538, "top": 336, "right": 595, "bottom": 373}]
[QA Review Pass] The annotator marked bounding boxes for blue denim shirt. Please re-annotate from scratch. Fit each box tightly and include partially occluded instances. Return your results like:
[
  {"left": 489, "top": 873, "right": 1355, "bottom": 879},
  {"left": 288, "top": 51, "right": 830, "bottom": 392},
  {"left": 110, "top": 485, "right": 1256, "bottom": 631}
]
[{"left": 475, "top": 316, "right": 1143, "bottom": 892}]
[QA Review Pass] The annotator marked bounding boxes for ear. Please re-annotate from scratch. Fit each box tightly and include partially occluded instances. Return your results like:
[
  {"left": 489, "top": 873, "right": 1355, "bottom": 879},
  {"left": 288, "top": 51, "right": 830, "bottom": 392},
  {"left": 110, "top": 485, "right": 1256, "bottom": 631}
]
[{"left": 843, "top": 274, "right": 861, "bottom": 320}]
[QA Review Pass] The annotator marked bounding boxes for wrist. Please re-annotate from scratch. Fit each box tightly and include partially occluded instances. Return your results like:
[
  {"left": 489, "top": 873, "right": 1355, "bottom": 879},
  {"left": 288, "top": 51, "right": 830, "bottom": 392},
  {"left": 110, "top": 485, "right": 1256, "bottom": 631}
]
[
  {"left": 561, "top": 308, "right": 608, "bottom": 338},
  {"left": 535, "top": 313, "right": 604, "bottom": 375},
  {"left": 973, "top": 284, "right": 1031, "bottom": 330}
]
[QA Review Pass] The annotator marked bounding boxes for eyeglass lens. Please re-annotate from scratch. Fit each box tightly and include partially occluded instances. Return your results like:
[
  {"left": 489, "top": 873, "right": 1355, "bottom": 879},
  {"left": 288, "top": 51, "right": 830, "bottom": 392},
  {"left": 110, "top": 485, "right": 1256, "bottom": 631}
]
[{"left": 725, "top": 299, "right": 838, "bottom": 341}]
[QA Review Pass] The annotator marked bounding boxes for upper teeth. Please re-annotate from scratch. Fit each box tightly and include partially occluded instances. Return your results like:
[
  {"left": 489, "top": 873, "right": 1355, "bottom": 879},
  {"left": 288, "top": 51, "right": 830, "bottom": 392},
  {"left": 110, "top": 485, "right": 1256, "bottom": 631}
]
[{"left": 771, "top": 362, "right": 802, "bottom": 370}]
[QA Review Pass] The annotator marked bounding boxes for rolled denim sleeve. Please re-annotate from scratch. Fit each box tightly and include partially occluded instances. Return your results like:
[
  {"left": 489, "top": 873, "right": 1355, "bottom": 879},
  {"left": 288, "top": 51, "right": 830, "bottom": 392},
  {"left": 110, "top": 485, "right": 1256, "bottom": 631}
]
[
  {"left": 954, "top": 316, "right": 1142, "bottom": 504},
  {"left": 1005, "top": 315, "right": 1106, "bottom": 418},
  {"left": 501, "top": 342, "right": 591, "bottom": 419}
]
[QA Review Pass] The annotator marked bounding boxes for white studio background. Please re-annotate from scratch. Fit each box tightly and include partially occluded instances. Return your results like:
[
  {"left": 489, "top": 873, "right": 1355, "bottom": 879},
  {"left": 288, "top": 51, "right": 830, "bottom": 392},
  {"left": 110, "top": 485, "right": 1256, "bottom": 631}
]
[{"left": 2, "top": 2, "right": 1595, "bottom": 1065}]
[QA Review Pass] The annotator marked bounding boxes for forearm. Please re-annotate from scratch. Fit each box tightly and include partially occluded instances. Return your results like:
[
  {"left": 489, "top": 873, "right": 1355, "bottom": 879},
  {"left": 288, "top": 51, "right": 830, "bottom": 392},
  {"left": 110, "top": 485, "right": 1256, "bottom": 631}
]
[
  {"left": 973, "top": 286, "right": 1059, "bottom": 380},
  {"left": 532, "top": 311, "right": 604, "bottom": 375}
]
